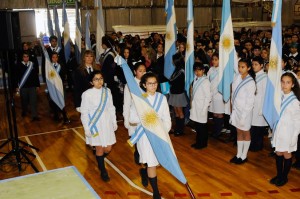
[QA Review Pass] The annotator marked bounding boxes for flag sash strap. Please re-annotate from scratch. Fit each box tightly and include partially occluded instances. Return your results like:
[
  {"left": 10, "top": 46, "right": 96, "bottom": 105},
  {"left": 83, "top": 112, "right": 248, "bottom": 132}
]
[
  {"left": 170, "top": 69, "right": 184, "bottom": 81},
  {"left": 54, "top": 63, "right": 61, "bottom": 74},
  {"left": 192, "top": 77, "right": 206, "bottom": 99},
  {"left": 88, "top": 88, "right": 108, "bottom": 136},
  {"left": 273, "top": 94, "right": 297, "bottom": 132},
  {"left": 209, "top": 70, "right": 218, "bottom": 82},
  {"left": 256, "top": 73, "right": 267, "bottom": 84},
  {"left": 232, "top": 76, "right": 252, "bottom": 105},
  {"left": 19, "top": 62, "right": 33, "bottom": 89},
  {"left": 129, "top": 92, "right": 164, "bottom": 145}
]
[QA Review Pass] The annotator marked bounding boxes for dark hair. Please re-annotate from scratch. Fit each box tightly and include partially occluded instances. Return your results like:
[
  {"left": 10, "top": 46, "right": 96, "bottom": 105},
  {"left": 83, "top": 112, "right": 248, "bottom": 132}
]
[
  {"left": 140, "top": 72, "right": 158, "bottom": 92},
  {"left": 172, "top": 53, "right": 185, "bottom": 70},
  {"left": 239, "top": 58, "right": 255, "bottom": 80},
  {"left": 252, "top": 56, "right": 264, "bottom": 65},
  {"left": 51, "top": 52, "right": 59, "bottom": 58},
  {"left": 212, "top": 52, "right": 219, "bottom": 59},
  {"left": 133, "top": 61, "right": 146, "bottom": 71},
  {"left": 281, "top": 72, "right": 300, "bottom": 101},
  {"left": 193, "top": 62, "right": 205, "bottom": 71},
  {"left": 102, "top": 35, "right": 114, "bottom": 47},
  {"left": 89, "top": 70, "right": 103, "bottom": 82},
  {"left": 49, "top": 35, "right": 58, "bottom": 42}
]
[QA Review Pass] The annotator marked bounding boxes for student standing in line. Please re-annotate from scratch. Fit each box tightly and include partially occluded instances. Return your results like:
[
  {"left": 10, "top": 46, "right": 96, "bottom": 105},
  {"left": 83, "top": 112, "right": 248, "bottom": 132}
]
[
  {"left": 207, "top": 53, "right": 225, "bottom": 138},
  {"left": 80, "top": 70, "right": 117, "bottom": 182},
  {"left": 132, "top": 72, "right": 171, "bottom": 199},
  {"left": 189, "top": 62, "right": 211, "bottom": 149},
  {"left": 270, "top": 72, "right": 300, "bottom": 186},
  {"left": 123, "top": 62, "right": 147, "bottom": 186},
  {"left": 250, "top": 56, "right": 268, "bottom": 151},
  {"left": 230, "top": 58, "right": 256, "bottom": 164}
]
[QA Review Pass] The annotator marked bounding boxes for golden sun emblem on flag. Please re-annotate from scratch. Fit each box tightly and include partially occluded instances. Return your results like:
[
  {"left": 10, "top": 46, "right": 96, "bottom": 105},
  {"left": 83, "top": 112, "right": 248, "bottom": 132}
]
[
  {"left": 142, "top": 93, "right": 148, "bottom": 98},
  {"left": 64, "top": 32, "right": 69, "bottom": 38},
  {"left": 165, "top": 32, "right": 172, "bottom": 41},
  {"left": 269, "top": 56, "right": 278, "bottom": 69},
  {"left": 48, "top": 70, "right": 56, "bottom": 79},
  {"left": 186, "top": 43, "right": 190, "bottom": 52},
  {"left": 221, "top": 35, "right": 232, "bottom": 52},
  {"left": 141, "top": 110, "right": 159, "bottom": 128}
]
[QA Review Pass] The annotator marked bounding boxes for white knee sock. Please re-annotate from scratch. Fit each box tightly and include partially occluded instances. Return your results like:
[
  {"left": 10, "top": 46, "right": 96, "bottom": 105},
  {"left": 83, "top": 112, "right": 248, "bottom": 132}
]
[
  {"left": 236, "top": 141, "right": 244, "bottom": 158},
  {"left": 241, "top": 141, "right": 251, "bottom": 160}
]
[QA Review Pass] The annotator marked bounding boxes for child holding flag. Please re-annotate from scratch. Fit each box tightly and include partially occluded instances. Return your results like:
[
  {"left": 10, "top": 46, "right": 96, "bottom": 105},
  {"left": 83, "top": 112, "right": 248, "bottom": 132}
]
[
  {"left": 189, "top": 62, "right": 211, "bottom": 149},
  {"left": 270, "top": 72, "right": 300, "bottom": 186},
  {"left": 80, "top": 70, "right": 118, "bottom": 182},
  {"left": 230, "top": 58, "right": 256, "bottom": 164}
]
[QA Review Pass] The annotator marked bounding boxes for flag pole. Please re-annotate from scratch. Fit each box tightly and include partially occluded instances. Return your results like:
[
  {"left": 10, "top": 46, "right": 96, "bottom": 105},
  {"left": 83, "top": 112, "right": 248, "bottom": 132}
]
[{"left": 185, "top": 183, "right": 196, "bottom": 199}]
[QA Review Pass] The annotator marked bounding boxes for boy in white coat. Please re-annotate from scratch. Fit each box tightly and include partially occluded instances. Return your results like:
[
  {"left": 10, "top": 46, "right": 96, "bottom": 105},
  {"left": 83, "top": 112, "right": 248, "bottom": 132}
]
[
  {"left": 250, "top": 56, "right": 268, "bottom": 151},
  {"left": 190, "top": 63, "right": 211, "bottom": 149}
]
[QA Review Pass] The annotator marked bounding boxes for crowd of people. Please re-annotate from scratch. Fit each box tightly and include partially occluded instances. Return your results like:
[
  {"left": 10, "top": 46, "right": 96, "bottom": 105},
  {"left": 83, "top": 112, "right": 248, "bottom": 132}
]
[{"left": 13, "top": 24, "right": 300, "bottom": 198}]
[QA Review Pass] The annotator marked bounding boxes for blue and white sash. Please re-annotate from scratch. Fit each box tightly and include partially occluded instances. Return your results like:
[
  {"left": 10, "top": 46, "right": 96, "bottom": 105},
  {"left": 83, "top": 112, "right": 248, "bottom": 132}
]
[
  {"left": 53, "top": 63, "right": 61, "bottom": 74},
  {"left": 273, "top": 93, "right": 297, "bottom": 132},
  {"left": 129, "top": 92, "right": 164, "bottom": 145},
  {"left": 53, "top": 47, "right": 61, "bottom": 53},
  {"left": 192, "top": 77, "right": 206, "bottom": 100},
  {"left": 255, "top": 73, "right": 267, "bottom": 84},
  {"left": 232, "top": 75, "right": 253, "bottom": 105},
  {"left": 19, "top": 61, "right": 33, "bottom": 89},
  {"left": 88, "top": 88, "right": 108, "bottom": 137},
  {"left": 209, "top": 70, "right": 218, "bottom": 82}
]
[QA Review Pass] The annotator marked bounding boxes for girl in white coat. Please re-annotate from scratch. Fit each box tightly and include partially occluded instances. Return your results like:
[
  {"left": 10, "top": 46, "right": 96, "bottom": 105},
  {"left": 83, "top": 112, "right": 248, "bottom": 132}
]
[
  {"left": 132, "top": 72, "right": 171, "bottom": 199},
  {"left": 190, "top": 62, "right": 211, "bottom": 149},
  {"left": 207, "top": 53, "right": 225, "bottom": 138},
  {"left": 230, "top": 58, "right": 256, "bottom": 164},
  {"left": 81, "top": 71, "right": 117, "bottom": 182},
  {"left": 250, "top": 56, "right": 268, "bottom": 151},
  {"left": 270, "top": 72, "right": 300, "bottom": 186}
]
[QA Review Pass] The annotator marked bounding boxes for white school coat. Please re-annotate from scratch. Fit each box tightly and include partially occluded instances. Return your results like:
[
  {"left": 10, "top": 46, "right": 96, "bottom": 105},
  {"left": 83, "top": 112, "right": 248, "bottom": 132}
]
[
  {"left": 130, "top": 92, "right": 172, "bottom": 167},
  {"left": 190, "top": 77, "right": 211, "bottom": 123},
  {"left": 272, "top": 92, "right": 300, "bottom": 153},
  {"left": 252, "top": 70, "right": 268, "bottom": 126},
  {"left": 207, "top": 66, "right": 225, "bottom": 114},
  {"left": 123, "top": 77, "right": 140, "bottom": 136},
  {"left": 230, "top": 74, "right": 256, "bottom": 131},
  {"left": 81, "top": 87, "right": 117, "bottom": 146}
]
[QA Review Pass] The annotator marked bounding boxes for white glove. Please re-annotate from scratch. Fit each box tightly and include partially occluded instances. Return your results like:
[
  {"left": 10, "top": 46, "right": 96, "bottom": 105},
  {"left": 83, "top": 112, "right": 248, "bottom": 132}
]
[
  {"left": 85, "top": 131, "right": 92, "bottom": 138},
  {"left": 76, "top": 107, "right": 81, "bottom": 113},
  {"left": 113, "top": 123, "right": 118, "bottom": 131}
]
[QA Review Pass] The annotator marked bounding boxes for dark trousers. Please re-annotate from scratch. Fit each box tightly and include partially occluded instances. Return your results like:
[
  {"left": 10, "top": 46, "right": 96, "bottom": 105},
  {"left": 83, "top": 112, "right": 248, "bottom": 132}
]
[
  {"left": 20, "top": 87, "right": 38, "bottom": 118},
  {"left": 250, "top": 126, "right": 268, "bottom": 151},
  {"left": 195, "top": 122, "right": 208, "bottom": 147},
  {"left": 48, "top": 95, "right": 67, "bottom": 120}
]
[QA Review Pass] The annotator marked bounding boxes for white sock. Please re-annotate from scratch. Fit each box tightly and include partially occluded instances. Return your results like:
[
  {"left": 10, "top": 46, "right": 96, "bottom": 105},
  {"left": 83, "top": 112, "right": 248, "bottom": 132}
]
[
  {"left": 236, "top": 141, "right": 244, "bottom": 158},
  {"left": 241, "top": 141, "right": 251, "bottom": 160}
]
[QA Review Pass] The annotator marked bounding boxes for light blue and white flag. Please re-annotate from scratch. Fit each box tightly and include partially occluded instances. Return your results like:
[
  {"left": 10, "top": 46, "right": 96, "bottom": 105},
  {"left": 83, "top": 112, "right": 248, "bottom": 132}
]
[
  {"left": 95, "top": 0, "right": 105, "bottom": 61},
  {"left": 53, "top": 6, "right": 62, "bottom": 48},
  {"left": 63, "top": 1, "right": 71, "bottom": 62},
  {"left": 41, "top": 41, "right": 65, "bottom": 110},
  {"left": 184, "top": 0, "right": 194, "bottom": 97},
  {"left": 75, "top": 0, "right": 82, "bottom": 64},
  {"left": 263, "top": 0, "right": 282, "bottom": 129},
  {"left": 115, "top": 55, "right": 187, "bottom": 184},
  {"left": 47, "top": 7, "right": 54, "bottom": 36},
  {"left": 85, "top": 11, "right": 92, "bottom": 50},
  {"left": 217, "top": 0, "right": 235, "bottom": 102},
  {"left": 164, "top": 0, "right": 177, "bottom": 79}
]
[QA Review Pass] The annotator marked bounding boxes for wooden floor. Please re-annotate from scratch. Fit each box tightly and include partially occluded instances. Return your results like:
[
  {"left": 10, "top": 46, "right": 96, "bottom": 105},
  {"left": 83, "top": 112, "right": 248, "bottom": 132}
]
[{"left": 0, "top": 87, "right": 300, "bottom": 199}]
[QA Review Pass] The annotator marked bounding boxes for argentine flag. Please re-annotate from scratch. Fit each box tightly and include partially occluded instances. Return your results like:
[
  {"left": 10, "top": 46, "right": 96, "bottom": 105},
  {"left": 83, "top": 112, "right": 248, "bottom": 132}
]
[
  {"left": 184, "top": 0, "right": 194, "bottom": 97},
  {"left": 164, "top": 0, "right": 177, "bottom": 79},
  {"left": 75, "top": 0, "right": 82, "bottom": 64},
  {"left": 47, "top": 7, "right": 54, "bottom": 36},
  {"left": 63, "top": 1, "right": 71, "bottom": 62},
  {"left": 85, "top": 11, "right": 92, "bottom": 50},
  {"left": 263, "top": 0, "right": 282, "bottom": 129},
  {"left": 53, "top": 6, "right": 62, "bottom": 48},
  {"left": 41, "top": 41, "right": 65, "bottom": 110},
  {"left": 217, "top": 0, "right": 235, "bottom": 102},
  {"left": 95, "top": 0, "right": 105, "bottom": 61},
  {"left": 115, "top": 55, "right": 187, "bottom": 184}
]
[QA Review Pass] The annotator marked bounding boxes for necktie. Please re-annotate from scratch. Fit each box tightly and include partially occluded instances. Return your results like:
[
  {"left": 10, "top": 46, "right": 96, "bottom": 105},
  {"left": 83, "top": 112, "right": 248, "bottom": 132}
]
[{"left": 88, "top": 67, "right": 92, "bottom": 74}]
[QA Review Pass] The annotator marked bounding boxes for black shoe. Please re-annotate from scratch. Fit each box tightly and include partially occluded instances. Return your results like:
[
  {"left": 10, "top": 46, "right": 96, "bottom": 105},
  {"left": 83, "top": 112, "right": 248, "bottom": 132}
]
[
  {"left": 139, "top": 168, "right": 148, "bottom": 187},
  {"left": 270, "top": 176, "right": 279, "bottom": 184},
  {"left": 194, "top": 145, "right": 206, "bottom": 150},
  {"left": 191, "top": 143, "right": 197, "bottom": 148},
  {"left": 275, "top": 178, "right": 288, "bottom": 186},
  {"left": 31, "top": 117, "right": 40, "bottom": 122},
  {"left": 235, "top": 158, "right": 248, "bottom": 164},
  {"left": 53, "top": 115, "right": 60, "bottom": 121},
  {"left": 63, "top": 119, "right": 71, "bottom": 124},
  {"left": 292, "top": 161, "right": 300, "bottom": 169},
  {"left": 174, "top": 132, "right": 184, "bottom": 136},
  {"left": 230, "top": 156, "right": 239, "bottom": 163},
  {"left": 101, "top": 172, "right": 110, "bottom": 182},
  {"left": 134, "top": 150, "right": 140, "bottom": 165}
]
